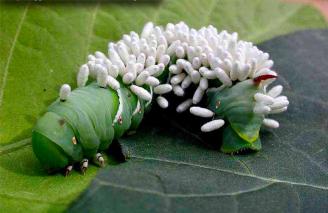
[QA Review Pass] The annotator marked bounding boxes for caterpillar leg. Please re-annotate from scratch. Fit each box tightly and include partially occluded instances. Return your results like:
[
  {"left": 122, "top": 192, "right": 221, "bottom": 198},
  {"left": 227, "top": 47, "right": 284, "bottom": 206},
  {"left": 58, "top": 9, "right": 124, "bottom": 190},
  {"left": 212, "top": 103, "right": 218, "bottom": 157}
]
[
  {"left": 64, "top": 165, "right": 73, "bottom": 177},
  {"left": 80, "top": 159, "right": 89, "bottom": 175},
  {"left": 94, "top": 153, "right": 105, "bottom": 167}
]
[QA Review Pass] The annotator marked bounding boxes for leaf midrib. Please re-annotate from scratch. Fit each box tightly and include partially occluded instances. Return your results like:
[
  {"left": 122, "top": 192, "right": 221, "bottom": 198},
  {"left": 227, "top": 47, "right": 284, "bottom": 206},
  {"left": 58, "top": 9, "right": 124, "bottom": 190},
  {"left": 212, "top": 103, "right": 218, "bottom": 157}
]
[
  {"left": 94, "top": 178, "right": 276, "bottom": 198},
  {"left": 0, "top": 4, "right": 29, "bottom": 110},
  {"left": 130, "top": 155, "right": 328, "bottom": 190}
]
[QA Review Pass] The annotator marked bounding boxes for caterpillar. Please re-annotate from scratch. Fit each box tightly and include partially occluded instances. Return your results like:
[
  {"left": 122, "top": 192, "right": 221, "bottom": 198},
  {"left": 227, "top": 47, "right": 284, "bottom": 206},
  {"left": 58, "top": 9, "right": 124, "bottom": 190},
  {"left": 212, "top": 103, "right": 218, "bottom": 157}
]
[{"left": 32, "top": 22, "right": 289, "bottom": 175}]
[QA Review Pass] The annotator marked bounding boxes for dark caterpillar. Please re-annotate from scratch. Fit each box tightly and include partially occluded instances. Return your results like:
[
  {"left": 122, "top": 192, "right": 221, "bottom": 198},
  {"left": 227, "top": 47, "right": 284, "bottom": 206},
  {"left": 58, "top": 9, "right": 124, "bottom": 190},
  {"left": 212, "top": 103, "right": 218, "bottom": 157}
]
[{"left": 32, "top": 22, "right": 289, "bottom": 175}]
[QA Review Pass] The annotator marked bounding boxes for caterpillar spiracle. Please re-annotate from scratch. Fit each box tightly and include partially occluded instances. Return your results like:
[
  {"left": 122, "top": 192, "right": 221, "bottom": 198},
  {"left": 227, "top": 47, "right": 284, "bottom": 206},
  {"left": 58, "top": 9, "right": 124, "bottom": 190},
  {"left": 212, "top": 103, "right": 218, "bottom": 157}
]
[{"left": 32, "top": 22, "right": 289, "bottom": 175}]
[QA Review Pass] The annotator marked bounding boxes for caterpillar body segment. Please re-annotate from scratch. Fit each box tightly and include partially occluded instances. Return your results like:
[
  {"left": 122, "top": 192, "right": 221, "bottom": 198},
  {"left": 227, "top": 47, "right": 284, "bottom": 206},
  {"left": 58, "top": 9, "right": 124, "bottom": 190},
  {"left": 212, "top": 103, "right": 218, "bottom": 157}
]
[
  {"left": 32, "top": 22, "right": 289, "bottom": 174},
  {"left": 32, "top": 82, "right": 146, "bottom": 172}
]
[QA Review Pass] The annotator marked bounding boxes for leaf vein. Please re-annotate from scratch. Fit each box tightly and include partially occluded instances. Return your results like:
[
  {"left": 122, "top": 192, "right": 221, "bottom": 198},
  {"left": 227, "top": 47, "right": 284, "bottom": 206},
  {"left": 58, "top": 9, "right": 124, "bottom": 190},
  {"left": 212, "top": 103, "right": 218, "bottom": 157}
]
[
  {"left": 0, "top": 4, "right": 29, "bottom": 110},
  {"left": 130, "top": 155, "right": 328, "bottom": 190},
  {"left": 95, "top": 178, "right": 275, "bottom": 198}
]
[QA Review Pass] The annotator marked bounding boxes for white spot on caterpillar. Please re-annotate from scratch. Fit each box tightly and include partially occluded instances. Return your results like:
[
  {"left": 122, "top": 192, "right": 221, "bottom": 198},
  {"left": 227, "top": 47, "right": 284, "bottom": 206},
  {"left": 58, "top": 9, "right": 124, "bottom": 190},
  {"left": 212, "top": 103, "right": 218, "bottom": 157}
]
[
  {"left": 154, "top": 84, "right": 172, "bottom": 95},
  {"left": 176, "top": 99, "right": 193, "bottom": 113},
  {"left": 156, "top": 96, "right": 169, "bottom": 109},
  {"left": 77, "top": 64, "right": 89, "bottom": 87},
  {"left": 145, "top": 86, "right": 153, "bottom": 108},
  {"left": 201, "top": 119, "right": 225, "bottom": 132},
  {"left": 130, "top": 85, "right": 152, "bottom": 101},
  {"left": 132, "top": 99, "right": 141, "bottom": 116},
  {"left": 113, "top": 89, "right": 124, "bottom": 125},
  {"left": 59, "top": 84, "right": 71, "bottom": 101},
  {"left": 189, "top": 107, "right": 214, "bottom": 118},
  {"left": 263, "top": 118, "right": 279, "bottom": 128}
]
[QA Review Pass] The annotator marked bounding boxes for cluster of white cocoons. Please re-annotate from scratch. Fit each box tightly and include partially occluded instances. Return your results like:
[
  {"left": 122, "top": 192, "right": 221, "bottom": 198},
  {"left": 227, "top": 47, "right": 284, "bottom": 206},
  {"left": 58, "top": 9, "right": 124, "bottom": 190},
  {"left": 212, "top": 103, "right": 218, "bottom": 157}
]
[
  {"left": 253, "top": 85, "right": 289, "bottom": 128},
  {"left": 59, "top": 21, "right": 288, "bottom": 132}
]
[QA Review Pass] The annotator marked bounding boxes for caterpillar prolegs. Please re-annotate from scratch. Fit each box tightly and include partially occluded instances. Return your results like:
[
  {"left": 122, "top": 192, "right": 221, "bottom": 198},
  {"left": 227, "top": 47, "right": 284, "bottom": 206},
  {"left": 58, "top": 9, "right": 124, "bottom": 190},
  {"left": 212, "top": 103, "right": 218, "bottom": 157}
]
[{"left": 32, "top": 22, "right": 289, "bottom": 175}]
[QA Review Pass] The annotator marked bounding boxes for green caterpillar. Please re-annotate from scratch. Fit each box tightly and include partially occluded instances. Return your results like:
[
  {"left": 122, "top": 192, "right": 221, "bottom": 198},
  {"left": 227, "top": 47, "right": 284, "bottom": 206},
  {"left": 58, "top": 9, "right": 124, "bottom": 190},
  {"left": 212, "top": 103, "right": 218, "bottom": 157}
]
[{"left": 32, "top": 22, "right": 289, "bottom": 175}]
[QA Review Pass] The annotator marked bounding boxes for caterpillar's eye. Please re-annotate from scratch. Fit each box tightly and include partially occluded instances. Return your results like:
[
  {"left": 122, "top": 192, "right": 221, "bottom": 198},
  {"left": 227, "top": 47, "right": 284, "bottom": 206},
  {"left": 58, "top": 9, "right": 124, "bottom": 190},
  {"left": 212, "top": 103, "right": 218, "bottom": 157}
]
[
  {"left": 215, "top": 100, "right": 221, "bottom": 109},
  {"left": 71, "top": 136, "right": 77, "bottom": 145}
]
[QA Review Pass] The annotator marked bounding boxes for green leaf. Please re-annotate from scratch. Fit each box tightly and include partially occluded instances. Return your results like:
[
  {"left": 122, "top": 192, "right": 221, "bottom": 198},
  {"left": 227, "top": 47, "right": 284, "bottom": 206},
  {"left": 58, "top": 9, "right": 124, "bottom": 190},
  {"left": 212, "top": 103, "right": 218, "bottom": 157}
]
[
  {"left": 0, "top": 0, "right": 327, "bottom": 212},
  {"left": 69, "top": 30, "right": 328, "bottom": 212}
]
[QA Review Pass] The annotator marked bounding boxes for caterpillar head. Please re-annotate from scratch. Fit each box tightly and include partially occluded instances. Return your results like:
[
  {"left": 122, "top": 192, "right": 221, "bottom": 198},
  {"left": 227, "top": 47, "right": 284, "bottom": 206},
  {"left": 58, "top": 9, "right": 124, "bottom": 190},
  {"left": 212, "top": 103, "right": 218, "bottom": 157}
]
[
  {"left": 32, "top": 112, "right": 82, "bottom": 172},
  {"left": 207, "top": 75, "right": 280, "bottom": 154}
]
